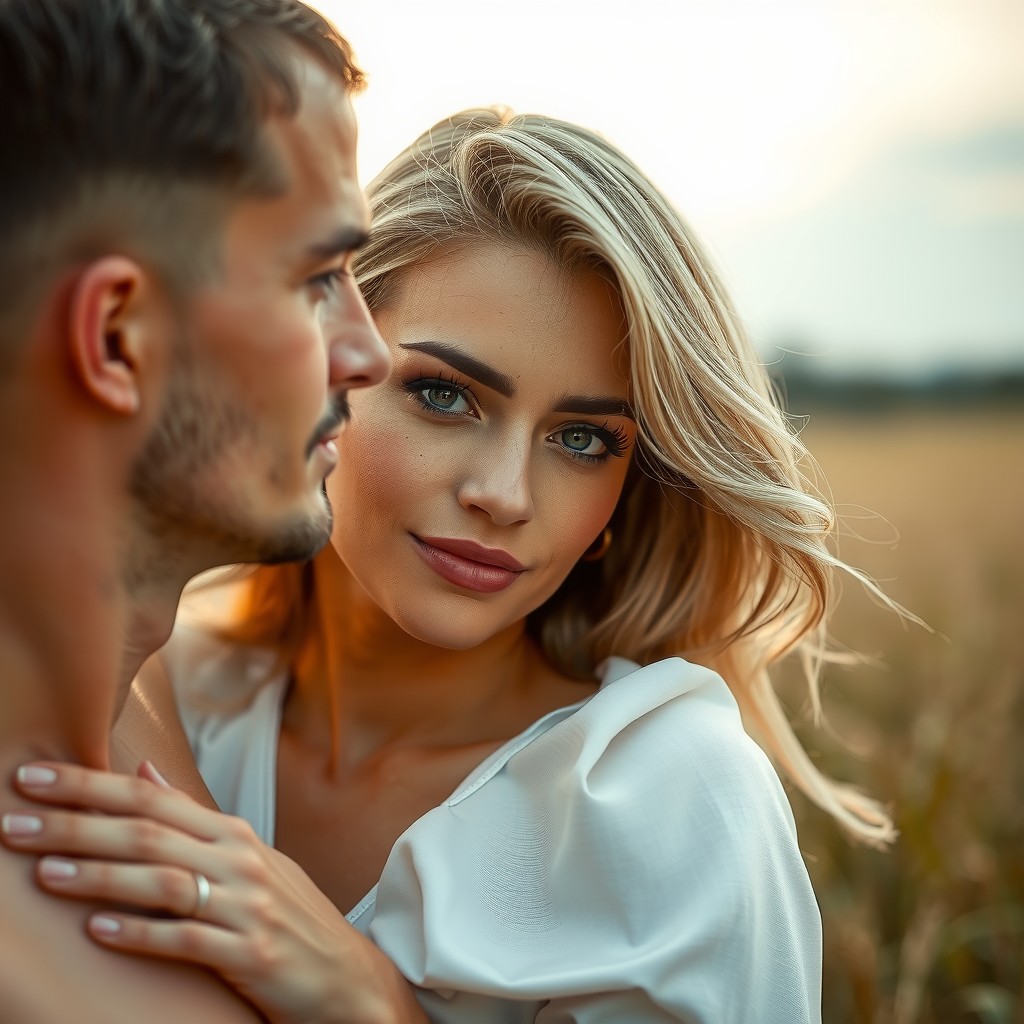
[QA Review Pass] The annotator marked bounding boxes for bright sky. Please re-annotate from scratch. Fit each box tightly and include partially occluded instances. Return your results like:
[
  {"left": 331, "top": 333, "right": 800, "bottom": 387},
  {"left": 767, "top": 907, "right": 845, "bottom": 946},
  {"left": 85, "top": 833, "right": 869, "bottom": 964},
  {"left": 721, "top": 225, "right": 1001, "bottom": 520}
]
[{"left": 316, "top": 0, "right": 1023, "bottom": 374}]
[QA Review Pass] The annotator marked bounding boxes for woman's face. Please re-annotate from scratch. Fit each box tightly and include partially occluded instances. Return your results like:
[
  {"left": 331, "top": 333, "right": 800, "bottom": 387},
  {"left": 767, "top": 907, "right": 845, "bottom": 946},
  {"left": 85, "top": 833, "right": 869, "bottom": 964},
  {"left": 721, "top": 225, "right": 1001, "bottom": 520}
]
[{"left": 326, "top": 241, "right": 636, "bottom": 649}]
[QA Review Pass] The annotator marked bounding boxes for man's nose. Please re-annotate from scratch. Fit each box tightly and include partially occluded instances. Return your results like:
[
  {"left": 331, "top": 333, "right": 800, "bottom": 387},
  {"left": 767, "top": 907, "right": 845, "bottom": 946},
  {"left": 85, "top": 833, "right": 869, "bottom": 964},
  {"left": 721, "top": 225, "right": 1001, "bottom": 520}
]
[{"left": 324, "top": 282, "right": 390, "bottom": 391}]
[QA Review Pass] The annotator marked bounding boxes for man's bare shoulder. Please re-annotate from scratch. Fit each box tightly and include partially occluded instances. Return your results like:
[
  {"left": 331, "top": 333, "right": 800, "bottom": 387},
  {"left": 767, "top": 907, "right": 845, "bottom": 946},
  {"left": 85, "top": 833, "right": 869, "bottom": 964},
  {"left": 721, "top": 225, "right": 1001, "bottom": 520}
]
[
  {"left": 0, "top": 856, "right": 261, "bottom": 1022},
  {"left": 111, "top": 656, "right": 217, "bottom": 807}
]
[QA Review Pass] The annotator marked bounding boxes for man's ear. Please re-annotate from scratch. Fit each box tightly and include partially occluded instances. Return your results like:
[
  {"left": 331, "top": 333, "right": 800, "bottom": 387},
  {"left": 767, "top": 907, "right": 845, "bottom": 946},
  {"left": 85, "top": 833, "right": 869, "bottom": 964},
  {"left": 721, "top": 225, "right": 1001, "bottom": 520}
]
[{"left": 67, "top": 256, "right": 163, "bottom": 416}]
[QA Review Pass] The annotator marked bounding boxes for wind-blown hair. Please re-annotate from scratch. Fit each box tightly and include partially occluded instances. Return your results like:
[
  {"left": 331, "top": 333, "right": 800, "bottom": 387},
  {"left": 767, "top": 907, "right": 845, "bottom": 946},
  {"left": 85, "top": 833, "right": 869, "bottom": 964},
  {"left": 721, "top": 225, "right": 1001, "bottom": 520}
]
[
  {"left": 0, "top": 0, "right": 362, "bottom": 356},
  {"left": 231, "top": 108, "right": 899, "bottom": 844}
]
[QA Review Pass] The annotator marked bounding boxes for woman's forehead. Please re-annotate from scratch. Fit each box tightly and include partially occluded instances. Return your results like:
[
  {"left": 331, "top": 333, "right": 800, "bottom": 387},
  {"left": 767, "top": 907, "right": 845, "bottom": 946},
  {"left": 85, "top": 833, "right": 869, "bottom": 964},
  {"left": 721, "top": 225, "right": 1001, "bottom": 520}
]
[{"left": 380, "top": 241, "right": 630, "bottom": 396}]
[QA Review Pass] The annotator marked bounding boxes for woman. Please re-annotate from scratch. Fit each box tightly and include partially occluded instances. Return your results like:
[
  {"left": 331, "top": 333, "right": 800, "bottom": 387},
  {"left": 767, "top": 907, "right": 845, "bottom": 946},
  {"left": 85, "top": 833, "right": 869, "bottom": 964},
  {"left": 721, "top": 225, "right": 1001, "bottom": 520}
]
[{"left": 4, "top": 109, "right": 898, "bottom": 1022}]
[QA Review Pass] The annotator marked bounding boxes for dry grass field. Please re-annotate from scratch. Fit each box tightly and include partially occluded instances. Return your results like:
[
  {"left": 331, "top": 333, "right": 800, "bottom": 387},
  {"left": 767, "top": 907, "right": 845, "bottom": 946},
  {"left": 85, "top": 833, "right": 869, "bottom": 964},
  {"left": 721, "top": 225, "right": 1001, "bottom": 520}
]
[{"left": 778, "top": 409, "right": 1024, "bottom": 1023}]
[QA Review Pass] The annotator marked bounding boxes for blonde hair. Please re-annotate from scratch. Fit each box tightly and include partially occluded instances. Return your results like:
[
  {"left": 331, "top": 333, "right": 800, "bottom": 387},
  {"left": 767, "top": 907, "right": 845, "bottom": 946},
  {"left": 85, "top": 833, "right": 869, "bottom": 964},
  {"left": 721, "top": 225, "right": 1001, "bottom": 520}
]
[{"left": 230, "top": 108, "right": 900, "bottom": 845}]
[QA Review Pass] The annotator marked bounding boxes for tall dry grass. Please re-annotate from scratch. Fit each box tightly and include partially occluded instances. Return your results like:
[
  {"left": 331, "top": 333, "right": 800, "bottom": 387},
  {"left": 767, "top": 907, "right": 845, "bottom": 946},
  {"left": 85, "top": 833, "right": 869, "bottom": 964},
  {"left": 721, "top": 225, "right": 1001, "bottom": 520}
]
[{"left": 781, "top": 409, "right": 1024, "bottom": 1023}]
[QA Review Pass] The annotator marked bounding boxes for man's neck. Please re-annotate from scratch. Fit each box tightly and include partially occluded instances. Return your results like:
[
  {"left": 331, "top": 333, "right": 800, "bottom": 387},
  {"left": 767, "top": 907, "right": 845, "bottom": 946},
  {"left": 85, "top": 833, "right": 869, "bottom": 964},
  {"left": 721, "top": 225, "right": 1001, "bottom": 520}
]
[
  {"left": 0, "top": 528, "right": 126, "bottom": 771},
  {"left": 0, "top": 438, "right": 191, "bottom": 779},
  {"left": 120, "top": 584, "right": 186, "bottom": 692}
]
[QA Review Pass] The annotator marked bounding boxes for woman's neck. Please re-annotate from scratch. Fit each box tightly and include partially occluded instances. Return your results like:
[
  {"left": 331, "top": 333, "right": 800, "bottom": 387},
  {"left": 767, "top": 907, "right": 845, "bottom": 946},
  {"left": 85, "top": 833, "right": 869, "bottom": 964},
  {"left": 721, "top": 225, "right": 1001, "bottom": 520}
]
[{"left": 284, "top": 555, "right": 577, "bottom": 767}]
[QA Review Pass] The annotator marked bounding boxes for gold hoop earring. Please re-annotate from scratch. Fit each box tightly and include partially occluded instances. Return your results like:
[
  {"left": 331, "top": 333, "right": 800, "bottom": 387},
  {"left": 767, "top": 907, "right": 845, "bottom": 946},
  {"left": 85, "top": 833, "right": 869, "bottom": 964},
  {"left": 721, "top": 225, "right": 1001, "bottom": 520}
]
[{"left": 582, "top": 526, "right": 612, "bottom": 562}]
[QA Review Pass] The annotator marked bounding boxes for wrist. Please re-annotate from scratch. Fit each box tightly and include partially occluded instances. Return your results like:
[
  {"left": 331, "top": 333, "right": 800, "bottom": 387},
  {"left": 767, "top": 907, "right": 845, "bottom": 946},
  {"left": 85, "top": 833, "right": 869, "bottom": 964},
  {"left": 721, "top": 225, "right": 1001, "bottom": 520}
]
[
  {"left": 352, "top": 967, "right": 426, "bottom": 1024},
  {"left": 319, "top": 948, "right": 426, "bottom": 1024}
]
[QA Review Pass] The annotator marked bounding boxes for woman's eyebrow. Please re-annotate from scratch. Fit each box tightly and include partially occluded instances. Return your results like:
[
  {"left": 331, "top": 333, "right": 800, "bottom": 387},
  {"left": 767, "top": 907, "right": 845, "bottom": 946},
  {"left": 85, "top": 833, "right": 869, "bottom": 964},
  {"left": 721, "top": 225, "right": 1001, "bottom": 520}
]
[
  {"left": 398, "top": 342, "right": 633, "bottom": 420},
  {"left": 400, "top": 341, "right": 516, "bottom": 397},
  {"left": 554, "top": 395, "right": 636, "bottom": 421}
]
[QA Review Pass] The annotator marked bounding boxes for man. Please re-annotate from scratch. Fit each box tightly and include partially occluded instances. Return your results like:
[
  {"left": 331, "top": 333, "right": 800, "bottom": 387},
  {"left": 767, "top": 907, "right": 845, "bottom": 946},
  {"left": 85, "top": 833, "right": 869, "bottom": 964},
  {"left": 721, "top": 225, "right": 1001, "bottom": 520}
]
[{"left": 0, "top": 1, "right": 391, "bottom": 1018}]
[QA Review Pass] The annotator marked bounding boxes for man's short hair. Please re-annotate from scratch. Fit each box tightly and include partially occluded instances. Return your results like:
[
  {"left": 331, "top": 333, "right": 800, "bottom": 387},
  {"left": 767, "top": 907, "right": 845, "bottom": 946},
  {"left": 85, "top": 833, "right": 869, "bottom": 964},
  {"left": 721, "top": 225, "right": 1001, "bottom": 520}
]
[{"left": 0, "top": 0, "right": 363, "bottom": 353}]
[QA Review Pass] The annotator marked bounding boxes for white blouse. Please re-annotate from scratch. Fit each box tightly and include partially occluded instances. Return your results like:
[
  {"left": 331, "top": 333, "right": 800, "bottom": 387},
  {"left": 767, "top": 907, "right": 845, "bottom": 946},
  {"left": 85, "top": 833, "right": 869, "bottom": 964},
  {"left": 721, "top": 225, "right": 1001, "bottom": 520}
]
[{"left": 166, "top": 626, "right": 822, "bottom": 1023}]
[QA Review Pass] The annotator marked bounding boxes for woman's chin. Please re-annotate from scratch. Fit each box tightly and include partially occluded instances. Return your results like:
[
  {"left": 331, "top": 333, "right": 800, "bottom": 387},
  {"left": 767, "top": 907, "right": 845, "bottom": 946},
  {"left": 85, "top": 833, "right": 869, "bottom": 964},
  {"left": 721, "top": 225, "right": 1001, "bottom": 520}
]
[
  {"left": 389, "top": 606, "right": 518, "bottom": 652},
  {"left": 401, "top": 623, "right": 501, "bottom": 652}
]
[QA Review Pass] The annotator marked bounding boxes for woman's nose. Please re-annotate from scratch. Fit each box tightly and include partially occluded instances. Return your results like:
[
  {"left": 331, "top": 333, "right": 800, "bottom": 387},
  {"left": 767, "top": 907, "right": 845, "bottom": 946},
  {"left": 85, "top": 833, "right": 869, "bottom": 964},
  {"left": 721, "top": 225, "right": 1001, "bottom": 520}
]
[{"left": 457, "top": 440, "right": 535, "bottom": 526}]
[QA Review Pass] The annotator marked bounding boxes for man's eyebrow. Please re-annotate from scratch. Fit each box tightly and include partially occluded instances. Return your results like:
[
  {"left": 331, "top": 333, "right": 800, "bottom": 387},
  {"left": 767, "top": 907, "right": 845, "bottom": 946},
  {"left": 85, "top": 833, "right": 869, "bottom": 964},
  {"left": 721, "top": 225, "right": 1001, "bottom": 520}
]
[
  {"left": 553, "top": 395, "right": 636, "bottom": 421},
  {"left": 400, "top": 341, "right": 516, "bottom": 398},
  {"left": 306, "top": 226, "right": 371, "bottom": 262}
]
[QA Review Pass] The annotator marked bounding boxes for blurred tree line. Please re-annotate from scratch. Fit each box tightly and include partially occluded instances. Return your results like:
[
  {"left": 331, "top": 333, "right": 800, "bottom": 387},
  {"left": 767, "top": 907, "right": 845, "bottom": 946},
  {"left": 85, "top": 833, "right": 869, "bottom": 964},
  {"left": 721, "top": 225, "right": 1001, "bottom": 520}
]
[{"left": 769, "top": 357, "right": 1024, "bottom": 414}]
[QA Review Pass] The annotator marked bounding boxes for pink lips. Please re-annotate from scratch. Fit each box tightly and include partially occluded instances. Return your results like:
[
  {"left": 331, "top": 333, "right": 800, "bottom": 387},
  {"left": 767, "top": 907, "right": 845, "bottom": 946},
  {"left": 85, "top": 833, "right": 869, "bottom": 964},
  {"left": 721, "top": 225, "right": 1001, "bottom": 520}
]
[{"left": 411, "top": 535, "right": 525, "bottom": 593}]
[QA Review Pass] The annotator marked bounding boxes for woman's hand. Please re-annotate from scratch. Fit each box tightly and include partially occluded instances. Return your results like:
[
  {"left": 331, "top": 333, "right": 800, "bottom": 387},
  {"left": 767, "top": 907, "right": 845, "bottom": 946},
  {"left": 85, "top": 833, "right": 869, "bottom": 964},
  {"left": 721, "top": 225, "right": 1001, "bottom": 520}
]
[{"left": 1, "top": 761, "right": 427, "bottom": 1024}]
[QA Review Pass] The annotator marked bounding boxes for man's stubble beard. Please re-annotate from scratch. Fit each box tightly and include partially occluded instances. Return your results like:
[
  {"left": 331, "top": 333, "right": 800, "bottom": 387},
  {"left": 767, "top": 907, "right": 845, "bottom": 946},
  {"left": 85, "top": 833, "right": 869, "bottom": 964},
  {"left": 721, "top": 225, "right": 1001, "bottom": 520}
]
[{"left": 127, "top": 359, "right": 334, "bottom": 587}]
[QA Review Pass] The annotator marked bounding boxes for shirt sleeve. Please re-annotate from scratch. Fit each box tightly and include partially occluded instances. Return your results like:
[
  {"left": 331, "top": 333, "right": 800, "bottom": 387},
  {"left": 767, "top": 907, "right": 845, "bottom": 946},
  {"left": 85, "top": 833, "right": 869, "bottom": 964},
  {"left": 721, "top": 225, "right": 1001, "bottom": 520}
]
[
  {"left": 534, "top": 673, "right": 822, "bottom": 1023},
  {"left": 370, "top": 659, "right": 822, "bottom": 1023}
]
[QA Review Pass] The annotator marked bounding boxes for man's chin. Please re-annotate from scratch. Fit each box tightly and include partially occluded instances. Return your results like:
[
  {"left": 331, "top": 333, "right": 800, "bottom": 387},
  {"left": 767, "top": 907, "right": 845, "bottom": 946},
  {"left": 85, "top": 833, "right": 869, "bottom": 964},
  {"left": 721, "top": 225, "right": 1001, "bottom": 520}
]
[{"left": 246, "top": 505, "right": 334, "bottom": 566}]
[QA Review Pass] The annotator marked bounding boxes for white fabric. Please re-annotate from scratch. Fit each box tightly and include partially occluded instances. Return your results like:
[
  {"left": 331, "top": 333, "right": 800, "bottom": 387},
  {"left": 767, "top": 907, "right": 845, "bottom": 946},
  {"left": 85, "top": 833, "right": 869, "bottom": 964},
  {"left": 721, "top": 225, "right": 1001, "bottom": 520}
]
[{"left": 167, "top": 625, "right": 822, "bottom": 1023}]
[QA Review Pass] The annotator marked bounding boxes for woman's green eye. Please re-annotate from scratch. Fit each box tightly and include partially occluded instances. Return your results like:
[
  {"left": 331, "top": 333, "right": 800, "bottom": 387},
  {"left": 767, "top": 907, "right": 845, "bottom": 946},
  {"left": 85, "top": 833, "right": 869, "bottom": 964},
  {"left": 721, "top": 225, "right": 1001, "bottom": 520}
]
[
  {"left": 426, "top": 386, "right": 460, "bottom": 410},
  {"left": 560, "top": 428, "right": 605, "bottom": 456},
  {"left": 404, "top": 376, "right": 475, "bottom": 417},
  {"left": 562, "top": 428, "right": 592, "bottom": 451}
]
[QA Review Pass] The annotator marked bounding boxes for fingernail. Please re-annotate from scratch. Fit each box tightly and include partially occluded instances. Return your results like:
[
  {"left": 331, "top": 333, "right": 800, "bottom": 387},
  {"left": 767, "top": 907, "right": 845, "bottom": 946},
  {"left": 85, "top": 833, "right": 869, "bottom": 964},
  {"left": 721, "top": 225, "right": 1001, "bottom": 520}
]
[
  {"left": 17, "top": 765, "right": 57, "bottom": 786},
  {"left": 2, "top": 813, "right": 43, "bottom": 836},
  {"left": 90, "top": 915, "right": 122, "bottom": 936},
  {"left": 40, "top": 857, "right": 78, "bottom": 880},
  {"left": 144, "top": 761, "right": 171, "bottom": 789}
]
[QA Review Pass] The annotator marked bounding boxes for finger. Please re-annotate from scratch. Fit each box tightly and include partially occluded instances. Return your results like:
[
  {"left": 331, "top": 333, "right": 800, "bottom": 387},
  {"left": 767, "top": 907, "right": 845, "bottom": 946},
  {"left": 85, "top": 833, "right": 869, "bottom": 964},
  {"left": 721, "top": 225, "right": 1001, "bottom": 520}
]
[
  {"left": 87, "top": 913, "right": 255, "bottom": 976},
  {"left": 13, "top": 762, "right": 218, "bottom": 840},
  {"left": 37, "top": 856, "right": 220, "bottom": 921},
  {"left": 0, "top": 807, "right": 206, "bottom": 868}
]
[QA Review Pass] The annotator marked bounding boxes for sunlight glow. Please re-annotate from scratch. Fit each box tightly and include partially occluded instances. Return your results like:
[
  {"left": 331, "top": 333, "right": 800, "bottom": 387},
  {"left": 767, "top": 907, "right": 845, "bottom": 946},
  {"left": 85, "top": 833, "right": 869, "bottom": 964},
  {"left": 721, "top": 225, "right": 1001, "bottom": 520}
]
[{"left": 312, "top": 0, "right": 1024, "bottom": 369}]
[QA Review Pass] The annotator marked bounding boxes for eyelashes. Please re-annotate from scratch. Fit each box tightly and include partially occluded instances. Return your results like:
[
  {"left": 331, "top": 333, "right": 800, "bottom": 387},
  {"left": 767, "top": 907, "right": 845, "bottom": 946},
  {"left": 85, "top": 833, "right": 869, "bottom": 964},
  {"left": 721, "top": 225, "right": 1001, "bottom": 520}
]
[
  {"left": 591, "top": 421, "right": 630, "bottom": 458},
  {"left": 308, "top": 267, "right": 350, "bottom": 294},
  {"left": 401, "top": 374, "right": 630, "bottom": 465}
]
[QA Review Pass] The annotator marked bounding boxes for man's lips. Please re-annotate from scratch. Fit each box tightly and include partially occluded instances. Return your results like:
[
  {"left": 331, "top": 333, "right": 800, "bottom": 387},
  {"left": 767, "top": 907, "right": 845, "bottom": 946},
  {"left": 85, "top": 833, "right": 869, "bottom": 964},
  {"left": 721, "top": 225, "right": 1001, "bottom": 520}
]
[
  {"left": 307, "top": 395, "right": 351, "bottom": 457},
  {"left": 307, "top": 429, "right": 338, "bottom": 459},
  {"left": 411, "top": 535, "right": 526, "bottom": 594}
]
